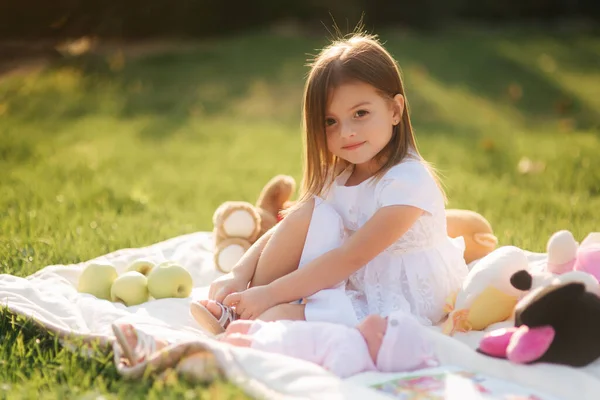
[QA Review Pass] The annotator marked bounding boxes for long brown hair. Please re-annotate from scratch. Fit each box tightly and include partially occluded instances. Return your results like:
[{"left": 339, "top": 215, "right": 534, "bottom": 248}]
[{"left": 298, "top": 32, "right": 445, "bottom": 204}]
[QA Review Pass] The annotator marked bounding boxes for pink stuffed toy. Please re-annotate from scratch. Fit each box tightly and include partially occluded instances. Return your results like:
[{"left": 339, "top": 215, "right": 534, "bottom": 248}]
[
  {"left": 479, "top": 271, "right": 600, "bottom": 367},
  {"left": 547, "top": 231, "right": 600, "bottom": 281},
  {"left": 574, "top": 233, "right": 600, "bottom": 280},
  {"left": 478, "top": 325, "right": 555, "bottom": 364}
]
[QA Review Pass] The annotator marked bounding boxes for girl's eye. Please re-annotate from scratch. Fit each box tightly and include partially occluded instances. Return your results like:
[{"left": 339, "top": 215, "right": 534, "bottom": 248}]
[
  {"left": 325, "top": 118, "right": 336, "bottom": 127},
  {"left": 355, "top": 110, "right": 369, "bottom": 118}
]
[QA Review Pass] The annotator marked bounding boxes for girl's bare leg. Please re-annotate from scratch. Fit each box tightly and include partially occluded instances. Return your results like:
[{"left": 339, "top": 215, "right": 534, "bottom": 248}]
[
  {"left": 249, "top": 199, "right": 315, "bottom": 287},
  {"left": 199, "top": 199, "right": 314, "bottom": 318},
  {"left": 200, "top": 198, "right": 346, "bottom": 325}
]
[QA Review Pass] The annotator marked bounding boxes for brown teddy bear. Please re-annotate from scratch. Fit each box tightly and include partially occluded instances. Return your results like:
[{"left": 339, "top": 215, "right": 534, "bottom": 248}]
[
  {"left": 446, "top": 209, "right": 498, "bottom": 265},
  {"left": 212, "top": 175, "right": 296, "bottom": 273}
]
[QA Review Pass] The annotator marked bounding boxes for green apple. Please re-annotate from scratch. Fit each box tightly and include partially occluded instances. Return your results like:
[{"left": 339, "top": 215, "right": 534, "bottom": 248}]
[
  {"left": 110, "top": 271, "right": 149, "bottom": 306},
  {"left": 147, "top": 261, "right": 193, "bottom": 299},
  {"left": 125, "top": 259, "right": 156, "bottom": 277},
  {"left": 78, "top": 262, "right": 118, "bottom": 300}
]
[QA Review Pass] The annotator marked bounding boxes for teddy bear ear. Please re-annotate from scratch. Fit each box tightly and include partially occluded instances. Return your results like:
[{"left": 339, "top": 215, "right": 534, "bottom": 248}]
[
  {"left": 255, "top": 175, "right": 296, "bottom": 217},
  {"left": 510, "top": 270, "right": 533, "bottom": 291}
]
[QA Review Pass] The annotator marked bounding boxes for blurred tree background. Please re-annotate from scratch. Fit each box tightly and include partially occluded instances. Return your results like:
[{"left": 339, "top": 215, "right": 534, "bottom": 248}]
[{"left": 1, "top": 0, "right": 599, "bottom": 40}]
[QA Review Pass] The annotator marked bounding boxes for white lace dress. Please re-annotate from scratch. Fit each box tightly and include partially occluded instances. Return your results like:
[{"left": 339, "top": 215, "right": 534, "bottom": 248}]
[{"left": 324, "top": 160, "right": 468, "bottom": 325}]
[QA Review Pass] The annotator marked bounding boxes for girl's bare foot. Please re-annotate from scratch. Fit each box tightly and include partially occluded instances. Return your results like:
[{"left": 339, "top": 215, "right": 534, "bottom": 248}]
[
  {"left": 199, "top": 299, "right": 226, "bottom": 319},
  {"left": 190, "top": 299, "right": 238, "bottom": 335}
]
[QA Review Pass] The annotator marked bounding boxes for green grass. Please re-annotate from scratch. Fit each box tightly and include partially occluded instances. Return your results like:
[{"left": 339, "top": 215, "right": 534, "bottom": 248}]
[{"left": 1, "top": 27, "right": 599, "bottom": 398}]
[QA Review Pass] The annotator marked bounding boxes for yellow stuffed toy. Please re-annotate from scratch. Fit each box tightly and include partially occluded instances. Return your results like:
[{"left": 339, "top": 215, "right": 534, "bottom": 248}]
[
  {"left": 212, "top": 175, "right": 295, "bottom": 273},
  {"left": 442, "top": 246, "right": 529, "bottom": 335},
  {"left": 446, "top": 209, "right": 498, "bottom": 265}
]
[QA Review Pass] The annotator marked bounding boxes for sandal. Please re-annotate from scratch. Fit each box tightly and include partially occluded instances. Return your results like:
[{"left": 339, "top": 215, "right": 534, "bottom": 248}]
[
  {"left": 112, "top": 322, "right": 157, "bottom": 366},
  {"left": 190, "top": 300, "right": 237, "bottom": 335}
]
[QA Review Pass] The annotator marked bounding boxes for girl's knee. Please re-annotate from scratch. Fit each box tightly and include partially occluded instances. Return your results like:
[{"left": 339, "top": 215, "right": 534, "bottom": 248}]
[
  {"left": 283, "top": 198, "right": 315, "bottom": 227},
  {"left": 284, "top": 198, "right": 343, "bottom": 228},
  {"left": 281, "top": 198, "right": 343, "bottom": 240}
]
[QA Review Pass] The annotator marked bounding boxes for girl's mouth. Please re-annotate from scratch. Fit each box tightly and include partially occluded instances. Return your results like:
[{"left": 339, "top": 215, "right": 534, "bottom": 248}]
[{"left": 343, "top": 142, "right": 366, "bottom": 150}]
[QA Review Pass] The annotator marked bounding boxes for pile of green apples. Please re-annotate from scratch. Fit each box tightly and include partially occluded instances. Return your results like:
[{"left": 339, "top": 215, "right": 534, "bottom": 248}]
[{"left": 77, "top": 259, "right": 194, "bottom": 306}]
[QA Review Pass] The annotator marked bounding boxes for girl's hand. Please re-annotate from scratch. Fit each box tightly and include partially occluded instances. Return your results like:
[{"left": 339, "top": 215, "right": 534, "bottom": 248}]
[
  {"left": 222, "top": 286, "right": 277, "bottom": 320},
  {"left": 208, "top": 273, "right": 250, "bottom": 304}
]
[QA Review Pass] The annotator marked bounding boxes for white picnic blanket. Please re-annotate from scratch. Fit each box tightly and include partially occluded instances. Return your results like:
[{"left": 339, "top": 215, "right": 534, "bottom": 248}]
[{"left": 1, "top": 231, "right": 599, "bottom": 400}]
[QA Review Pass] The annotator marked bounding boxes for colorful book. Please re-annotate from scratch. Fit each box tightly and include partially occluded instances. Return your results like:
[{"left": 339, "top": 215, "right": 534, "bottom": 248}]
[{"left": 368, "top": 366, "right": 558, "bottom": 400}]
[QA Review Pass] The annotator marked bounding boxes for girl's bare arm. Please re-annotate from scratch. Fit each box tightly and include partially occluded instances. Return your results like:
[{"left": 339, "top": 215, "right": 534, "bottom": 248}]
[{"left": 267, "top": 205, "right": 423, "bottom": 302}]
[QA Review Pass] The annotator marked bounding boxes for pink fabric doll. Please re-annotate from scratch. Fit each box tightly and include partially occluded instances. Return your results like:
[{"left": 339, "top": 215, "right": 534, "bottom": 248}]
[
  {"left": 218, "top": 310, "right": 438, "bottom": 378},
  {"left": 112, "top": 310, "right": 437, "bottom": 377}
]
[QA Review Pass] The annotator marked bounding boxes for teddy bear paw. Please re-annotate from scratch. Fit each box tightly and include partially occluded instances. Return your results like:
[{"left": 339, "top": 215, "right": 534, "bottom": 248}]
[{"left": 214, "top": 238, "right": 251, "bottom": 273}]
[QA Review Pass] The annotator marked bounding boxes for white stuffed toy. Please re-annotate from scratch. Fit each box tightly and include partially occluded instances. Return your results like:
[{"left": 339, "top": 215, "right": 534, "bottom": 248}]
[{"left": 442, "top": 246, "right": 529, "bottom": 335}]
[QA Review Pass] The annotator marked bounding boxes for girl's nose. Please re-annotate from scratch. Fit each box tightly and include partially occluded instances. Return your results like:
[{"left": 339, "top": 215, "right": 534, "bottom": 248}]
[{"left": 340, "top": 123, "right": 356, "bottom": 138}]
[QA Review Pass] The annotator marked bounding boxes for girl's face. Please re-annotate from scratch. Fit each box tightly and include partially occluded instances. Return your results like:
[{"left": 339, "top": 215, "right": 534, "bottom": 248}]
[{"left": 325, "top": 80, "right": 404, "bottom": 174}]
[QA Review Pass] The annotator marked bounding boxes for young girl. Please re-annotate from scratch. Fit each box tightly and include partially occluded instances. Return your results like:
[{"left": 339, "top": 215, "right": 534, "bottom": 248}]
[{"left": 192, "top": 32, "right": 468, "bottom": 334}]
